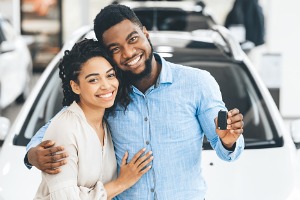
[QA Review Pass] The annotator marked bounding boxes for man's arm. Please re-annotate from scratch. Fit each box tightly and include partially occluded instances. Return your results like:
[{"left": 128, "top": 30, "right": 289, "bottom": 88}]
[{"left": 24, "top": 108, "right": 69, "bottom": 174}]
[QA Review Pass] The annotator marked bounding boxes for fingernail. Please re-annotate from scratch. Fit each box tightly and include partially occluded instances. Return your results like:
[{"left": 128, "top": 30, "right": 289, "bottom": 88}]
[
  {"left": 149, "top": 151, "right": 153, "bottom": 155},
  {"left": 142, "top": 148, "right": 146, "bottom": 151}
]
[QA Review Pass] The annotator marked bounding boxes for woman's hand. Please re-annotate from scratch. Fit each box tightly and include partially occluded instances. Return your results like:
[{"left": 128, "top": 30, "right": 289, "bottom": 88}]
[
  {"left": 117, "top": 148, "right": 153, "bottom": 190},
  {"left": 104, "top": 148, "right": 153, "bottom": 199}
]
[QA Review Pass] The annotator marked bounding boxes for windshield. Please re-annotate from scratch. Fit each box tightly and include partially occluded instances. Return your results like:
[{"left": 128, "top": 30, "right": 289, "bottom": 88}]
[
  {"left": 133, "top": 7, "right": 214, "bottom": 31},
  {"left": 171, "top": 60, "right": 282, "bottom": 149}
]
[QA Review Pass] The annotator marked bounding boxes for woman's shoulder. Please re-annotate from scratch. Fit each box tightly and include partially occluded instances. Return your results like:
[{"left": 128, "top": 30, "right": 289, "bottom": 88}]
[{"left": 45, "top": 102, "right": 85, "bottom": 140}]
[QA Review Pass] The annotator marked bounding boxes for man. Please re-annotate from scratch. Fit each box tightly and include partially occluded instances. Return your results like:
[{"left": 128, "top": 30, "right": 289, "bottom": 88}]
[{"left": 25, "top": 4, "right": 244, "bottom": 200}]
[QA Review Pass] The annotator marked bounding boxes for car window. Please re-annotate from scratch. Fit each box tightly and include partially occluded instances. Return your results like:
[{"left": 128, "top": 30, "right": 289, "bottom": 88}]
[
  {"left": 0, "top": 20, "right": 16, "bottom": 42},
  {"left": 133, "top": 8, "right": 214, "bottom": 31},
  {"left": 0, "top": 22, "right": 5, "bottom": 44},
  {"left": 14, "top": 65, "right": 63, "bottom": 146},
  {"left": 172, "top": 60, "right": 281, "bottom": 149},
  {"left": 14, "top": 60, "right": 282, "bottom": 149}
]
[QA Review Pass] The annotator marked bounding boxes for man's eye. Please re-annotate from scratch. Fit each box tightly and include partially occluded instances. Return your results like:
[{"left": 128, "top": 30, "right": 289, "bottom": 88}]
[
  {"left": 110, "top": 47, "right": 119, "bottom": 54},
  {"left": 130, "top": 36, "right": 137, "bottom": 42}
]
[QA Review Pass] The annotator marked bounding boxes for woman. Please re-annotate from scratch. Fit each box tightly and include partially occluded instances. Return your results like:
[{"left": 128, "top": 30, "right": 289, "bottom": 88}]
[{"left": 34, "top": 39, "right": 153, "bottom": 199}]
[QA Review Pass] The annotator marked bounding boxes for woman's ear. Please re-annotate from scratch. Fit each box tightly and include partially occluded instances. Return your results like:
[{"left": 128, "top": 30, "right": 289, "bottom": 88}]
[{"left": 70, "top": 80, "right": 80, "bottom": 95}]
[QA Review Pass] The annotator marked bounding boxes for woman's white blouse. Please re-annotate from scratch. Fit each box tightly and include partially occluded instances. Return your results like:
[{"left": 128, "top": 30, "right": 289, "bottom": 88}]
[{"left": 34, "top": 102, "right": 117, "bottom": 200}]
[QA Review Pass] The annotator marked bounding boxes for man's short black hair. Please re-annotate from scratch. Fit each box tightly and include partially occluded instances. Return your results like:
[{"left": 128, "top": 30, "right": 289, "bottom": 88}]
[{"left": 93, "top": 4, "right": 143, "bottom": 44}]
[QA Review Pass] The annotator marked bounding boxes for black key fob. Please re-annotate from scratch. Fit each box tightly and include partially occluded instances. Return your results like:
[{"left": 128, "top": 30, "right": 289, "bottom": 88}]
[{"left": 218, "top": 110, "right": 227, "bottom": 130}]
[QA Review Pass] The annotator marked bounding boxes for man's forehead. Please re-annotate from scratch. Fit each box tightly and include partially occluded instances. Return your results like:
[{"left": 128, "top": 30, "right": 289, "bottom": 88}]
[{"left": 102, "top": 20, "right": 143, "bottom": 44}]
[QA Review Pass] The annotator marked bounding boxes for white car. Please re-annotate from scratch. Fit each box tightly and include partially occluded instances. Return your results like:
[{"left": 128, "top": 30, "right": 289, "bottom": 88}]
[
  {"left": 0, "top": 14, "right": 32, "bottom": 114},
  {"left": 0, "top": 25, "right": 300, "bottom": 199}
]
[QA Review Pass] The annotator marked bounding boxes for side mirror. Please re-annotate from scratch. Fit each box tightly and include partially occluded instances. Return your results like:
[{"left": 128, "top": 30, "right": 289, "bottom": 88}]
[
  {"left": 0, "top": 41, "right": 16, "bottom": 54},
  {"left": 291, "top": 119, "right": 300, "bottom": 149},
  {"left": 0, "top": 117, "right": 10, "bottom": 141}
]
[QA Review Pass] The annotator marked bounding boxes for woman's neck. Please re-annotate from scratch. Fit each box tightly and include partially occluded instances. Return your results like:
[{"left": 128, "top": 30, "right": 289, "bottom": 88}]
[{"left": 77, "top": 101, "right": 106, "bottom": 145}]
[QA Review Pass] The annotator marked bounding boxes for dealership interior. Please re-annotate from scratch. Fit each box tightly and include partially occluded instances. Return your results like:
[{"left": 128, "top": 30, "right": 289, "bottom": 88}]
[{"left": 0, "top": 0, "right": 300, "bottom": 199}]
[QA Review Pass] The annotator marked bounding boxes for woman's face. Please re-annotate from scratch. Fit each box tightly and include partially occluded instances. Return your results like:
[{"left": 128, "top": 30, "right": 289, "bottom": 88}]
[{"left": 71, "top": 56, "right": 119, "bottom": 110}]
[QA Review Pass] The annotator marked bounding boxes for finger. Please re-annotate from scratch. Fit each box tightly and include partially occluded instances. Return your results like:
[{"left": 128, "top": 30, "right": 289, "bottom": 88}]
[
  {"left": 138, "top": 165, "right": 152, "bottom": 176},
  {"left": 40, "top": 140, "right": 55, "bottom": 148},
  {"left": 121, "top": 151, "right": 128, "bottom": 166},
  {"left": 45, "top": 152, "right": 68, "bottom": 164},
  {"left": 44, "top": 168, "right": 62, "bottom": 175},
  {"left": 228, "top": 108, "right": 240, "bottom": 117},
  {"left": 44, "top": 146, "right": 65, "bottom": 156},
  {"left": 214, "top": 117, "right": 218, "bottom": 129},
  {"left": 227, "top": 113, "right": 243, "bottom": 125},
  {"left": 43, "top": 160, "right": 67, "bottom": 170},
  {"left": 230, "top": 120, "right": 244, "bottom": 130},
  {"left": 129, "top": 148, "right": 146, "bottom": 164},
  {"left": 135, "top": 151, "right": 153, "bottom": 167},
  {"left": 230, "top": 128, "right": 243, "bottom": 135},
  {"left": 137, "top": 156, "right": 154, "bottom": 171}
]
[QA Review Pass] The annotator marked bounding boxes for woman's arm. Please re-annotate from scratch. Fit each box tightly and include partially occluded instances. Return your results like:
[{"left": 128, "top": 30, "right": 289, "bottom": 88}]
[{"left": 25, "top": 107, "right": 68, "bottom": 173}]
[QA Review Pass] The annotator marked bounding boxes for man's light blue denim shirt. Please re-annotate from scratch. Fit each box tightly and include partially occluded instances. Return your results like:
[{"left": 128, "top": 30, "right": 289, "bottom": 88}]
[{"left": 27, "top": 53, "right": 244, "bottom": 199}]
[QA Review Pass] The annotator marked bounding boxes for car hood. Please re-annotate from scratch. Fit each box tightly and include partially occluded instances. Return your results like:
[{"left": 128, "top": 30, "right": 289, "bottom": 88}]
[
  {"left": 0, "top": 145, "right": 41, "bottom": 199},
  {"left": 202, "top": 147, "right": 300, "bottom": 200}
]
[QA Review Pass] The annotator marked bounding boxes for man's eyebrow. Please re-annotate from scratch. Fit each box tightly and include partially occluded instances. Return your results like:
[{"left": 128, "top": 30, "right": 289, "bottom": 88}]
[
  {"left": 126, "top": 31, "right": 138, "bottom": 41},
  {"left": 85, "top": 73, "right": 99, "bottom": 79},
  {"left": 106, "top": 31, "right": 139, "bottom": 50}
]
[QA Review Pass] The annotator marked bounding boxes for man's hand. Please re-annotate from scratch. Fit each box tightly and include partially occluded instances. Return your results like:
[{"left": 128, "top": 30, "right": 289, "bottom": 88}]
[
  {"left": 215, "top": 108, "right": 244, "bottom": 149},
  {"left": 27, "top": 140, "right": 68, "bottom": 174}
]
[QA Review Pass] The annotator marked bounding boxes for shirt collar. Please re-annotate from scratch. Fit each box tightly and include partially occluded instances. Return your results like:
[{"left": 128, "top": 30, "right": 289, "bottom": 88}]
[{"left": 154, "top": 52, "right": 173, "bottom": 87}]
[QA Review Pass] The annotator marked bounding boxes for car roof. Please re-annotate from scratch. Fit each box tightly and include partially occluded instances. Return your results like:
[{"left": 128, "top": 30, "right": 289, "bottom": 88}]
[
  {"left": 83, "top": 26, "right": 244, "bottom": 62},
  {"left": 115, "top": 0, "right": 216, "bottom": 31},
  {"left": 115, "top": 0, "right": 205, "bottom": 12}
]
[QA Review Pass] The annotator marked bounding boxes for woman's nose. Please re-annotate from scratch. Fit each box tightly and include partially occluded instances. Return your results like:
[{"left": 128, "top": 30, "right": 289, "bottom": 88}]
[{"left": 100, "top": 79, "right": 110, "bottom": 90}]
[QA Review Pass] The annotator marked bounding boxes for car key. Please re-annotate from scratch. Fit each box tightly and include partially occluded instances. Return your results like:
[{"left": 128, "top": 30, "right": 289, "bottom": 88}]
[{"left": 217, "top": 110, "right": 227, "bottom": 130}]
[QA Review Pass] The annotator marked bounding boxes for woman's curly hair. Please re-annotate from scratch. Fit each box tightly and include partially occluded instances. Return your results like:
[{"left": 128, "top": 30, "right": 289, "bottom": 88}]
[{"left": 58, "top": 38, "right": 131, "bottom": 113}]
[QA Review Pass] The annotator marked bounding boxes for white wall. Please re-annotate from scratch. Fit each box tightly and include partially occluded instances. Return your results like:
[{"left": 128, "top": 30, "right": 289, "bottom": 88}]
[
  {"left": 62, "top": 0, "right": 111, "bottom": 42},
  {"left": 266, "top": 0, "right": 300, "bottom": 118},
  {"left": 204, "top": 0, "right": 300, "bottom": 118}
]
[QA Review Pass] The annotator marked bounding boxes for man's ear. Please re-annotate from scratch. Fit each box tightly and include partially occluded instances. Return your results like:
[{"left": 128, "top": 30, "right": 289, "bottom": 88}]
[
  {"left": 70, "top": 80, "right": 80, "bottom": 95},
  {"left": 143, "top": 26, "right": 149, "bottom": 38}
]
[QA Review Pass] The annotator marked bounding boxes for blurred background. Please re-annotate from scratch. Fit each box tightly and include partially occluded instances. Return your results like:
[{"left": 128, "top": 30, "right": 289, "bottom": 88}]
[
  {"left": 0, "top": 0, "right": 300, "bottom": 199},
  {"left": 1, "top": 0, "right": 299, "bottom": 124}
]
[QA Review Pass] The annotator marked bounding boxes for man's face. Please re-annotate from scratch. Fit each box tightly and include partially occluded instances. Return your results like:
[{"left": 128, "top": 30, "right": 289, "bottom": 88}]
[{"left": 102, "top": 19, "right": 153, "bottom": 82}]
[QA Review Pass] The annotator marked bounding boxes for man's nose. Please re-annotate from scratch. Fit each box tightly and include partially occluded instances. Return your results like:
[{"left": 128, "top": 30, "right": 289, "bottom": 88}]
[{"left": 122, "top": 45, "right": 136, "bottom": 59}]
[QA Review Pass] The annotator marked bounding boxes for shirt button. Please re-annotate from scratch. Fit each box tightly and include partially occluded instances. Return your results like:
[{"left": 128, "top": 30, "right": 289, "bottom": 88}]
[
  {"left": 144, "top": 117, "right": 148, "bottom": 121},
  {"left": 150, "top": 188, "right": 154, "bottom": 192},
  {"left": 146, "top": 141, "right": 150, "bottom": 145}
]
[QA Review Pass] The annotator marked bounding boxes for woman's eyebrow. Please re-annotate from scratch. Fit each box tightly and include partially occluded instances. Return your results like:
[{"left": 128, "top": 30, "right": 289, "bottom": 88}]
[{"left": 85, "top": 73, "right": 99, "bottom": 79}]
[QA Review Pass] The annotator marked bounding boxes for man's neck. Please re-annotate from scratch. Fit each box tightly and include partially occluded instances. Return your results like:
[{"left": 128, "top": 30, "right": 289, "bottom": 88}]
[{"left": 133, "top": 56, "right": 161, "bottom": 93}]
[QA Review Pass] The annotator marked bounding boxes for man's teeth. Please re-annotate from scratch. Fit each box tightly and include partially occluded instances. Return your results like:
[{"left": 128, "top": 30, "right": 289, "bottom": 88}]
[
  {"left": 99, "top": 93, "right": 113, "bottom": 98},
  {"left": 127, "top": 56, "right": 140, "bottom": 66}
]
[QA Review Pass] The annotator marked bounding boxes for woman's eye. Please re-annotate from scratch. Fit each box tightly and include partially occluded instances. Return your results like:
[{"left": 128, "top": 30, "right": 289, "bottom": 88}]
[
  {"left": 88, "top": 78, "right": 98, "bottom": 83},
  {"left": 107, "top": 73, "right": 116, "bottom": 78}
]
